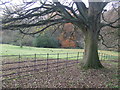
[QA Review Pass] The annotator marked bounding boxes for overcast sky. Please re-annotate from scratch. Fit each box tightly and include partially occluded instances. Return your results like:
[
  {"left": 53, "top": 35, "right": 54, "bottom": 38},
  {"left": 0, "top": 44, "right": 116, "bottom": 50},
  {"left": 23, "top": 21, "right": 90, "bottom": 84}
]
[{"left": 0, "top": 0, "right": 119, "bottom": 14}]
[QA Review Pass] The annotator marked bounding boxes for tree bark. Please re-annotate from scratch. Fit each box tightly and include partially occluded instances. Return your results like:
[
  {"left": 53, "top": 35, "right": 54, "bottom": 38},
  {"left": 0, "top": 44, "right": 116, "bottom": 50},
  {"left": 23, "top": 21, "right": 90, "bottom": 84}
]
[{"left": 83, "top": 31, "right": 104, "bottom": 69}]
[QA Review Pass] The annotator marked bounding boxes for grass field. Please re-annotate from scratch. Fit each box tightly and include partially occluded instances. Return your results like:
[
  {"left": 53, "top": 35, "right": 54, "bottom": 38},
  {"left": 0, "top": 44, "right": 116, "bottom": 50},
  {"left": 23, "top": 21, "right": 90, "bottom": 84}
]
[
  {"left": 0, "top": 44, "right": 84, "bottom": 55},
  {"left": 0, "top": 44, "right": 118, "bottom": 60}
]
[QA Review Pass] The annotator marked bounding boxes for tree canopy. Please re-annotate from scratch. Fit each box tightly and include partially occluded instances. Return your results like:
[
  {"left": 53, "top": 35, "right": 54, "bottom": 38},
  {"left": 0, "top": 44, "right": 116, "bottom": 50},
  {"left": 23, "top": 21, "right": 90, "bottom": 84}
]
[
  {"left": 1, "top": 0, "right": 119, "bottom": 31},
  {"left": 0, "top": 0, "right": 120, "bottom": 69}
]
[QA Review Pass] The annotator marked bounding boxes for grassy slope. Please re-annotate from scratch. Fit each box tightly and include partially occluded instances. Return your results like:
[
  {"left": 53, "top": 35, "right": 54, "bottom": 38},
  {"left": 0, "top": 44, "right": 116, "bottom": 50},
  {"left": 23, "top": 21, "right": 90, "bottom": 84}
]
[
  {"left": 1, "top": 44, "right": 84, "bottom": 55},
  {"left": 0, "top": 44, "right": 83, "bottom": 55},
  {"left": 1, "top": 44, "right": 118, "bottom": 55},
  {"left": 0, "top": 44, "right": 118, "bottom": 60},
  {"left": 0, "top": 44, "right": 84, "bottom": 59}
]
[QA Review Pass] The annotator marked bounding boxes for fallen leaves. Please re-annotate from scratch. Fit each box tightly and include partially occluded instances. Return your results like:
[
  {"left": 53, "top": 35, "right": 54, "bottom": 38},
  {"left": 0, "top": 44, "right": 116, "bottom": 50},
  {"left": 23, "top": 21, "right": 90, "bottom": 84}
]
[{"left": 2, "top": 60, "right": 118, "bottom": 88}]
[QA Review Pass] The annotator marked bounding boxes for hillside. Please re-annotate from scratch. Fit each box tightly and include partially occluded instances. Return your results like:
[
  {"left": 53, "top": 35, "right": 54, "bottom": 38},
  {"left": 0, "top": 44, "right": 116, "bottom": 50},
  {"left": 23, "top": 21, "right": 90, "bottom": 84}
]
[{"left": 0, "top": 44, "right": 118, "bottom": 57}]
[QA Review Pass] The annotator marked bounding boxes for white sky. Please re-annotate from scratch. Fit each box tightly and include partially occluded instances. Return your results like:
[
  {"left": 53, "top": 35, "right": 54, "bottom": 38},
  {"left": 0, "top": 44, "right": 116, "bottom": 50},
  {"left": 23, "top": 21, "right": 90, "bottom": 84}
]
[
  {"left": 0, "top": 0, "right": 119, "bottom": 13},
  {"left": 0, "top": 0, "right": 88, "bottom": 7}
]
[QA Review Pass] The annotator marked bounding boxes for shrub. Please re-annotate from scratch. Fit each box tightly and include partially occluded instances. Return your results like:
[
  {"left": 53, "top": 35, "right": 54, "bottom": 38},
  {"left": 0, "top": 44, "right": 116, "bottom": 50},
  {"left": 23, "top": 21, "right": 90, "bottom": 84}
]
[{"left": 33, "top": 33, "right": 60, "bottom": 48}]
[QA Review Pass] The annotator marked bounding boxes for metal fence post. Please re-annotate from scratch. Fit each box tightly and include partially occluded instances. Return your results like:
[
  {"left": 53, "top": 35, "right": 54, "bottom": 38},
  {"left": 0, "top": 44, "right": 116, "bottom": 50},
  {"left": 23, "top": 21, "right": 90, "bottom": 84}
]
[
  {"left": 46, "top": 53, "right": 49, "bottom": 73},
  {"left": 106, "top": 54, "right": 108, "bottom": 60},
  {"left": 104, "top": 53, "right": 105, "bottom": 60},
  {"left": 82, "top": 52, "right": 84, "bottom": 60},
  {"left": 57, "top": 53, "right": 59, "bottom": 72},
  {"left": 46, "top": 53, "right": 49, "bottom": 87},
  {"left": 109, "top": 55, "right": 111, "bottom": 60},
  {"left": 18, "top": 54, "right": 21, "bottom": 74},
  {"left": 66, "top": 53, "right": 68, "bottom": 68},
  {"left": 110, "top": 55, "right": 112, "bottom": 60},
  {"left": 100, "top": 53, "right": 103, "bottom": 60},
  {"left": 105, "top": 54, "right": 106, "bottom": 60},
  {"left": 101, "top": 53, "right": 103, "bottom": 60},
  {"left": 77, "top": 52, "right": 79, "bottom": 64},
  {"left": 101, "top": 53, "right": 104, "bottom": 60},
  {"left": 18, "top": 54, "right": 21, "bottom": 87},
  {"left": 34, "top": 54, "right": 36, "bottom": 71}
]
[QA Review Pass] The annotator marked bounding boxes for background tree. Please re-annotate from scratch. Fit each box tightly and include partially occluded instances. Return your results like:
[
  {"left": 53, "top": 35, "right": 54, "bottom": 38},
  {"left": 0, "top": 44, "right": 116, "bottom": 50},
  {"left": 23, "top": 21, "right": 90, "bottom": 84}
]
[
  {"left": 99, "top": 6, "right": 120, "bottom": 51},
  {"left": 1, "top": 0, "right": 120, "bottom": 69},
  {"left": 58, "top": 23, "right": 84, "bottom": 48},
  {"left": 33, "top": 29, "right": 60, "bottom": 48}
]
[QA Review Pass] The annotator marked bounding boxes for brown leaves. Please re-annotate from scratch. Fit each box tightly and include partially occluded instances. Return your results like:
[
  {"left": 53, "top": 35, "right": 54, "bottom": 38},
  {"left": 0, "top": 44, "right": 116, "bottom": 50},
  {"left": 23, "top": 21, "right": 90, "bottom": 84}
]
[{"left": 2, "top": 61, "right": 118, "bottom": 88}]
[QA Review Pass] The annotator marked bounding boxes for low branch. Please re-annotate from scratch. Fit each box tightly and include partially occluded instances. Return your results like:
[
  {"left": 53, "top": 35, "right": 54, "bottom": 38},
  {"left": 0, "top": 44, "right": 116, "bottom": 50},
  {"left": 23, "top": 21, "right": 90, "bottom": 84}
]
[{"left": 19, "top": 21, "right": 68, "bottom": 35}]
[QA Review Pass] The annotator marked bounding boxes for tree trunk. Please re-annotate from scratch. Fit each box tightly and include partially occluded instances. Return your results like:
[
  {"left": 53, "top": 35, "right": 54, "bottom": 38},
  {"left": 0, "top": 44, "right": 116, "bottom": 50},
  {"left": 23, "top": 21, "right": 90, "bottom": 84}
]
[
  {"left": 19, "top": 39, "right": 23, "bottom": 48},
  {"left": 83, "top": 31, "right": 104, "bottom": 69}
]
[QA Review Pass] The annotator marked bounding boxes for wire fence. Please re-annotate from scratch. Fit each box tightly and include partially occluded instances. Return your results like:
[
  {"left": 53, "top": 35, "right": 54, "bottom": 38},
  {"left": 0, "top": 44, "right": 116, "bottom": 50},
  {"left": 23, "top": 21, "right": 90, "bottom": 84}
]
[{"left": 1, "top": 52, "right": 118, "bottom": 88}]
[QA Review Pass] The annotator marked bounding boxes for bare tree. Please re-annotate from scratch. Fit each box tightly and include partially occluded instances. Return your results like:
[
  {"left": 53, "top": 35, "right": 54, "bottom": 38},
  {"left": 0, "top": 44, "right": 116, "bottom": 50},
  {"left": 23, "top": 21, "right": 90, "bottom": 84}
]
[{"left": 1, "top": 0, "right": 120, "bottom": 69}]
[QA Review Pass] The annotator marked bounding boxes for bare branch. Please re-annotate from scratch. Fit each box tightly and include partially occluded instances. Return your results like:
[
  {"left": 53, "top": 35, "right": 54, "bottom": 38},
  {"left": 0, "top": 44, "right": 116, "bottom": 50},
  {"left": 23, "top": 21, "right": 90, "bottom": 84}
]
[
  {"left": 101, "top": 22, "right": 120, "bottom": 28},
  {"left": 99, "top": 33, "right": 119, "bottom": 48},
  {"left": 19, "top": 21, "right": 68, "bottom": 35},
  {"left": 51, "top": 23, "right": 63, "bottom": 35},
  {"left": 101, "top": 9, "right": 120, "bottom": 24},
  {"left": 2, "top": 18, "right": 66, "bottom": 29},
  {"left": 2, "top": 7, "right": 56, "bottom": 24},
  {"left": 54, "top": 1, "right": 74, "bottom": 19},
  {"left": 0, "top": 0, "right": 12, "bottom": 5},
  {"left": 101, "top": 8, "right": 120, "bottom": 29}
]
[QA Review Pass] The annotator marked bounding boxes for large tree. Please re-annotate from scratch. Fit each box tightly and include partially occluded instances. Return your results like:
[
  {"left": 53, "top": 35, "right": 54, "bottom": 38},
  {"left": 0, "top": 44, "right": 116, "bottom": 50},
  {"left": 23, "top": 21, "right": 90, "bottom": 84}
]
[{"left": 1, "top": 0, "right": 120, "bottom": 69}]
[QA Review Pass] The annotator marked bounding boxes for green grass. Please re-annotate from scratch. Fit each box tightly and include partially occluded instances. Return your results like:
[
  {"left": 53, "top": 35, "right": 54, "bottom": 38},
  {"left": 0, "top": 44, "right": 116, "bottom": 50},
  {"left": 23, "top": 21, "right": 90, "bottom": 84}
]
[
  {"left": 0, "top": 44, "right": 84, "bottom": 60},
  {"left": 0, "top": 44, "right": 118, "bottom": 60},
  {"left": 0, "top": 44, "right": 84, "bottom": 55}
]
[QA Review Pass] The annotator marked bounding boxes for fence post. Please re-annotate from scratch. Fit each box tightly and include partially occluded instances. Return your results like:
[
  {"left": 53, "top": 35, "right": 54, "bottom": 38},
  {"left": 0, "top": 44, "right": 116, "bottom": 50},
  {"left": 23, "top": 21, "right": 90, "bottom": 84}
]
[
  {"left": 77, "top": 52, "right": 79, "bottom": 64},
  {"left": 101, "top": 53, "right": 103, "bottom": 60},
  {"left": 105, "top": 54, "right": 107, "bottom": 60},
  {"left": 18, "top": 54, "right": 21, "bottom": 74},
  {"left": 34, "top": 54, "right": 36, "bottom": 71},
  {"left": 104, "top": 54, "right": 106, "bottom": 60},
  {"left": 66, "top": 53, "right": 68, "bottom": 68},
  {"left": 106, "top": 54, "right": 108, "bottom": 60},
  {"left": 46, "top": 53, "right": 49, "bottom": 73},
  {"left": 108, "top": 54, "right": 110, "bottom": 60},
  {"left": 46, "top": 53, "right": 49, "bottom": 87},
  {"left": 110, "top": 55, "right": 112, "bottom": 60},
  {"left": 57, "top": 53, "right": 59, "bottom": 72},
  {"left": 103, "top": 53, "right": 105, "bottom": 60},
  {"left": 18, "top": 54, "right": 21, "bottom": 87},
  {"left": 101, "top": 53, "right": 104, "bottom": 60},
  {"left": 82, "top": 52, "right": 84, "bottom": 59}
]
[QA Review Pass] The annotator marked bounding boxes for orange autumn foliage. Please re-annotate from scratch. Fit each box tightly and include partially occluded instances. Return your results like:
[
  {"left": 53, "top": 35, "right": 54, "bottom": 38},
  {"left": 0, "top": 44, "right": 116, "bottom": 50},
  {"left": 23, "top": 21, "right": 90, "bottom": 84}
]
[
  {"left": 58, "top": 23, "right": 77, "bottom": 48},
  {"left": 61, "top": 39, "right": 76, "bottom": 48}
]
